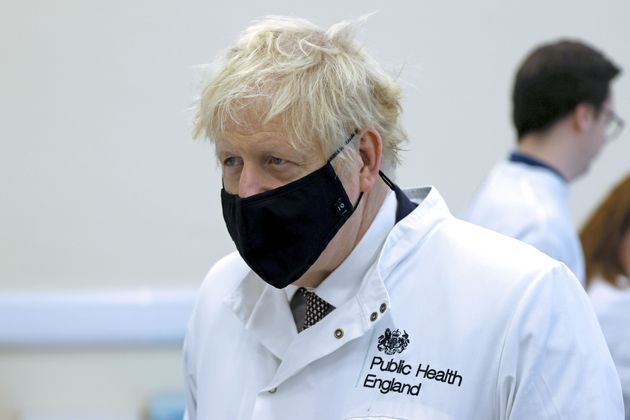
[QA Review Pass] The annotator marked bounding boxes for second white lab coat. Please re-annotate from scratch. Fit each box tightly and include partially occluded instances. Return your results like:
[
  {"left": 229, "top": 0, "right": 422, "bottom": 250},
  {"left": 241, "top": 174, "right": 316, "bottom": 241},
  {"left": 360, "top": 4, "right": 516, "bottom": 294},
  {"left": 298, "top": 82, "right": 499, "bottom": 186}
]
[{"left": 464, "top": 160, "right": 585, "bottom": 284}]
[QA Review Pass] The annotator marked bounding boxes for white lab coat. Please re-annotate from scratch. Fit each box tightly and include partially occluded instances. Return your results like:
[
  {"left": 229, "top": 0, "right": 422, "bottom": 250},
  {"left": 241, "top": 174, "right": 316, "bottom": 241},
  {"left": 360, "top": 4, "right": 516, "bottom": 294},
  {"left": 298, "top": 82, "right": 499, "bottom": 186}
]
[
  {"left": 183, "top": 187, "right": 622, "bottom": 419},
  {"left": 589, "top": 278, "right": 630, "bottom": 420},
  {"left": 464, "top": 160, "right": 585, "bottom": 284}
]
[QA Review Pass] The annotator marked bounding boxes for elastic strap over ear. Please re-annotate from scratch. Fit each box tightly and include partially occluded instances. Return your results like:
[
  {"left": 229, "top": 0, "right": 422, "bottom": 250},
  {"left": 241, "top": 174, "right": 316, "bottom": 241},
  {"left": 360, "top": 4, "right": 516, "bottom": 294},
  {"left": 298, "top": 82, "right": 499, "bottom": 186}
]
[
  {"left": 378, "top": 170, "right": 396, "bottom": 191},
  {"left": 328, "top": 129, "right": 360, "bottom": 162}
]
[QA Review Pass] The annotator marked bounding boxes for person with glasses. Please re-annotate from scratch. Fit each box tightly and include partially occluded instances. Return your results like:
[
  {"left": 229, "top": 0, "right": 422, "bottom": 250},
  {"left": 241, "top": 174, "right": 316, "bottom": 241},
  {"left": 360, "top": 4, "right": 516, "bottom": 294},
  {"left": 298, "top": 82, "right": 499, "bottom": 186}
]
[
  {"left": 183, "top": 18, "right": 623, "bottom": 419},
  {"left": 603, "top": 108, "right": 626, "bottom": 142},
  {"left": 464, "top": 40, "right": 623, "bottom": 285}
]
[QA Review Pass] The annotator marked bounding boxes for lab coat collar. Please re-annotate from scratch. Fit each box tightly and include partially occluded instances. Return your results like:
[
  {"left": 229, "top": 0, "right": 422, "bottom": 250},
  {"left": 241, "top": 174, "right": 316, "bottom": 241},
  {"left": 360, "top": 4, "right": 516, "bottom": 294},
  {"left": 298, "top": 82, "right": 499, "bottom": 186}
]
[
  {"left": 284, "top": 190, "right": 397, "bottom": 309},
  {"left": 503, "top": 160, "right": 570, "bottom": 201},
  {"left": 376, "top": 186, "right": 450, "bottom": 279},
  {"left": 509, "top": 151, "right": 568, "bottom": 183}
]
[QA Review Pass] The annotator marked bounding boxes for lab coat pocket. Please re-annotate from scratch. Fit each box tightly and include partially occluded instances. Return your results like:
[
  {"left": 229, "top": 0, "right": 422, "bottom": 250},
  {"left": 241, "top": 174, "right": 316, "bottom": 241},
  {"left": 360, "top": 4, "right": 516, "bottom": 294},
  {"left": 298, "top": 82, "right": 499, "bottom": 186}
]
[{"left": 343, "top": 400, "right": 452, "bottom": 420}]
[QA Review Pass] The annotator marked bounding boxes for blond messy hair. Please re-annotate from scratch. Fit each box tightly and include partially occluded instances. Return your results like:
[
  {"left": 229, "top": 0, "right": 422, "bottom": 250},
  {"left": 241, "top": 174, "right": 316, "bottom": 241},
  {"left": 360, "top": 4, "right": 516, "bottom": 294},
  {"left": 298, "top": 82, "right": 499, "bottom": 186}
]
[{"left": 193, "top": 15, "right": 407, "bottom": 167}]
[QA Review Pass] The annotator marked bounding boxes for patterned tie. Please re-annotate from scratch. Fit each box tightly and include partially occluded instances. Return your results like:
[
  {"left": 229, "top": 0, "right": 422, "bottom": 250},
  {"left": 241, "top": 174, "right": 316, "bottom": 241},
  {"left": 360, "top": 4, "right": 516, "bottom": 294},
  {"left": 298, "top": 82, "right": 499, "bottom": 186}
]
[{"left": 294, "top": 287, "right": 335, "bottom": 331}]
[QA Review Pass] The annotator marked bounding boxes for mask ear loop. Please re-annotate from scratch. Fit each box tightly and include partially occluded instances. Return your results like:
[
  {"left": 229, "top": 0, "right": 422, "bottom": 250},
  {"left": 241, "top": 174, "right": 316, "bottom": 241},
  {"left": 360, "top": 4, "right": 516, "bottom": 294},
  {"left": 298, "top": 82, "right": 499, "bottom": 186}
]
[
  {"left": 329, "top": 130, "right": 397, "bottom": 194},
  {"left": 378, "top": 170, "right": 396, "bottom": 191},
  {"left": 328, "top": 129, "right": 363, "bottom": 209},
  {"left": 327, "top": 129, "right": 360, "bottom": 162},
  {"left": 354, "top": 170, "right": 395, "bottom": 209},
  {"left": 353, "top": 191, "right": 364, "bottom": 209}
]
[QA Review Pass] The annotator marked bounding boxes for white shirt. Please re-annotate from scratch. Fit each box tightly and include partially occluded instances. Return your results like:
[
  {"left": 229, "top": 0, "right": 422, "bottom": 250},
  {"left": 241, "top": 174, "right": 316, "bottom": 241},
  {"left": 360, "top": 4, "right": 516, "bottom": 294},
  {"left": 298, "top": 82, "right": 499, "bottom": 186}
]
[
  {"left": 589, "top": 277, "right": 630, "bottom": 420},
  {"left": 183, "top": 186, "right": 622, "bottom": 420},
  {"left": 464, "top": 159, "right": 585, "bottom": 284}
]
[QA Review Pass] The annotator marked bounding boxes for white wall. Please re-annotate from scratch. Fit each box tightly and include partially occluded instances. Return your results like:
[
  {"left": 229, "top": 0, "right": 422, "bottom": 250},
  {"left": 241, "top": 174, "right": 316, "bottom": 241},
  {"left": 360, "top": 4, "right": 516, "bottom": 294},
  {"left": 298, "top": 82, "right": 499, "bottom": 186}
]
[{"left": 1, "top": 0, "right": 629, "bottom": 417}]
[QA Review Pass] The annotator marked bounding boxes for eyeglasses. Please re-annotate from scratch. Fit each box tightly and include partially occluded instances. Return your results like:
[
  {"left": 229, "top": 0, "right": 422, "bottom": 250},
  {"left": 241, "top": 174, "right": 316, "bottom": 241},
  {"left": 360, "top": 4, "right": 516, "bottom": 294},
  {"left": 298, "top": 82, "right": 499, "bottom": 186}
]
[{"left": 603, "top": 108, "right": 625, "bottom": 142}]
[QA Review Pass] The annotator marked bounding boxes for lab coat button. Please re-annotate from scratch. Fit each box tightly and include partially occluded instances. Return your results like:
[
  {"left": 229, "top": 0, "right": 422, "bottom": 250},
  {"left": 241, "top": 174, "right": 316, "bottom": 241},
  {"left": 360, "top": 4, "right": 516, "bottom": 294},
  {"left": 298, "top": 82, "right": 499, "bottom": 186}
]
[
  {"left": 370, "top": 312, "right": 378, "bottom": 322},
  {"left": 379, "top": 303, "right": 387, "bottom": 313},
  {"left": 268, "top": 387, "right": 277, "bottom": 394},
  {"left": 334, "top": 328, "right": 344, "bottom": 339}
]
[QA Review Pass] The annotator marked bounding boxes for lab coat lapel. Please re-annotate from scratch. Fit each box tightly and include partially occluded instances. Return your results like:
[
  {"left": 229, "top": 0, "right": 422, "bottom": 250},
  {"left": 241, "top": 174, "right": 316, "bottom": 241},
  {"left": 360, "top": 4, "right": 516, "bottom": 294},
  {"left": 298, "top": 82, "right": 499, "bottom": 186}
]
[{"left": 264, "top": 266, "right": 390, "bottom": 391}]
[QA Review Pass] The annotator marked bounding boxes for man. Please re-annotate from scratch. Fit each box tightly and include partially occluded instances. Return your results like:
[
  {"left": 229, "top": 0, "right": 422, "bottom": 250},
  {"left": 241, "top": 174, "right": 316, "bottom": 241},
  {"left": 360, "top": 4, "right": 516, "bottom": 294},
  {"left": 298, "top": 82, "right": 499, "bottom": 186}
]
[
  {"left": 183, "top": 17, "right": 623, "bottom": 419},
  {"left": 464, "top": 40, "right": 623, "bottom": 285}
]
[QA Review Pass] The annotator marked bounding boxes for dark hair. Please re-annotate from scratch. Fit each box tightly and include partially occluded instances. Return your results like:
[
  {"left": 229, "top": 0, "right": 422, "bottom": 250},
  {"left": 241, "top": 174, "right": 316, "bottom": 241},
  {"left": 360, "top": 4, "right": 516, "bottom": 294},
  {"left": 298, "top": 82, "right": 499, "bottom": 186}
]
[
  {"left": 580, "top": 174, "right": 630, "bottom": 289},
  {"left": 512, "top": 40, "right": 621, "bottom": 140}
]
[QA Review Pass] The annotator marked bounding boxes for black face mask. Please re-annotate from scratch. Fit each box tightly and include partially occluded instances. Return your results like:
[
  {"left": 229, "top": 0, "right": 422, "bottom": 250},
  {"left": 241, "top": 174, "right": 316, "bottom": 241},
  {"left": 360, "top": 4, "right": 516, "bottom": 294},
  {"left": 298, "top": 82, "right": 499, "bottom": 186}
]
[{"left": 220, "top": 133, "right": 362, "bottom": 289}]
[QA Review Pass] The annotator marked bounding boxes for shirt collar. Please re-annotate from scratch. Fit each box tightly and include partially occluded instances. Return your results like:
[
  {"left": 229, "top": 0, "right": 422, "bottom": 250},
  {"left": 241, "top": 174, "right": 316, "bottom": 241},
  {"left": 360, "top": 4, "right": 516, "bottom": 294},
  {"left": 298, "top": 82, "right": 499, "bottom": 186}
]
[
  {"left": 509, "top": 151, "right": 568, "bottom": 183},
  {"left": 284, "top": 190, "right": 397, "bottom": 308}
]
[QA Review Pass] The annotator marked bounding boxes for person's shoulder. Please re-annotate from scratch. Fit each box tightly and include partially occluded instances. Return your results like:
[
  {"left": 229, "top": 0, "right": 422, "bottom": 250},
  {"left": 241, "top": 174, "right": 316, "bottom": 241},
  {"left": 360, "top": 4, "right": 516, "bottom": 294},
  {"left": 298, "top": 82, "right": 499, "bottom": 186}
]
[
  {"left": 183, "top": 252, "right": 250, "bottom": 374},
  {"left": 432, "top": 216, "right": 576, "bottom": 287},
  {"left": 467, "top": 166, "right": 569, "bottom": 237},
  {"left": 473, "top": 160, "right": 559, "bottom": 200},
  {"left": 466, "top": 161, "right": 540, "bottom": 218},
  {"left": 197, "top": 251, "right": 250, "bottom": 303},
  {"left": 186, "top": 252, "right": 250, "bottom": 338},
  {"left": 444, "top": 217, "right": 557, "bottom": 262},
  {"left": 404, "top": 186, "right": 568, "bottom": 285},
  {"left": 429, "top": 218, "right": 588, "bottom": 329}
]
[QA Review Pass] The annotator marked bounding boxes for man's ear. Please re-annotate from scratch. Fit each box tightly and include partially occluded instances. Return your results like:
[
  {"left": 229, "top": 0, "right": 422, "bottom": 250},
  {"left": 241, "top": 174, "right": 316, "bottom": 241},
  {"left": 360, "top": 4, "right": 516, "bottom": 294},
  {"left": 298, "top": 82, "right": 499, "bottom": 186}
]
[
  {"left": 571, "top": 103, "right": 596, "bottom": 134},
  {"left": 358, "top": 128, "right": 383, "bottom": 192}
]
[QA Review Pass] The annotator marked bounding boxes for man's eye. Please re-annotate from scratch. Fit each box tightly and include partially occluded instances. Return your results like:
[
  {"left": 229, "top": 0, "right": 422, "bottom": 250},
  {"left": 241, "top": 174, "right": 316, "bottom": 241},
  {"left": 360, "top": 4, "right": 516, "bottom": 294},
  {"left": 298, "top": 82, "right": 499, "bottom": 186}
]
[
  {"left": 269, "top": 156, "right": 288, "bottom": 165},
  {"left": 223, "top": 157, "right": 240, "bottom": 167}
]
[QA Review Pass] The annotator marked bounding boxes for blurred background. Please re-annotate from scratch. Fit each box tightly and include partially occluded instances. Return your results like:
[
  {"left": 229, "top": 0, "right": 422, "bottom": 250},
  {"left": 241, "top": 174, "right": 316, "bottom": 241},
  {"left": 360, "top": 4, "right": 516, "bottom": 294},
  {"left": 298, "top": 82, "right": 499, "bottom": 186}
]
[{"left": 1, "top": 0, "right": 628, "bottom": 418}]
